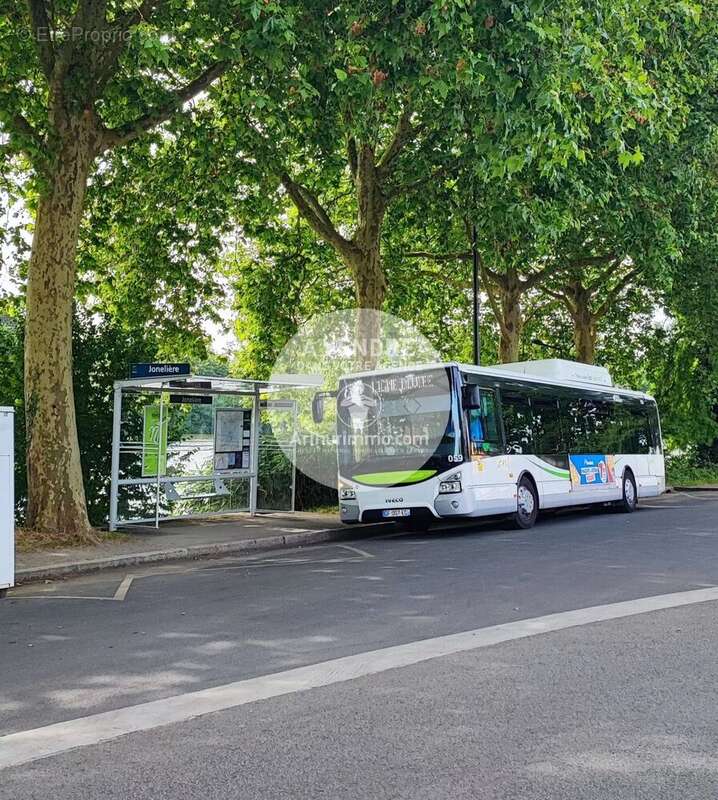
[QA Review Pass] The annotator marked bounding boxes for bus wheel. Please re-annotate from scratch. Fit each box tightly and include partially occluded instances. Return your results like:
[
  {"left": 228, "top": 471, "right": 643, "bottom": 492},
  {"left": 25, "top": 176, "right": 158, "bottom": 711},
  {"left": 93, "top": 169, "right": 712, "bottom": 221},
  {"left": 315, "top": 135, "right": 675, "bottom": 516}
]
[
  {"left": 616, "top": 471, "right": 638, "bottom": 513},
  {"left": 510, "top": 477, "right": 538, "bottom": 529}
]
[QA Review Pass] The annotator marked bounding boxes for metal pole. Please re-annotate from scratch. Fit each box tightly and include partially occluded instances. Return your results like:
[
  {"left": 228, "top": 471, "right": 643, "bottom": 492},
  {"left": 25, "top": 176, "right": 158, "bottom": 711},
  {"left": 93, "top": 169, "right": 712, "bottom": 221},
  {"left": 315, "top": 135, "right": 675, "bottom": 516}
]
[
  {"left": 290, "top": 399, "right": 297, "bottom": 513},
  {"left": 109, "top": 386, "right": 122, "bottom": 532},
  {"left": 155, "top": 387, "right": 164, "bottom": 529},
  {"left": 472, "top": 222, "right": 481, "bottom": 365},
  {"left": 249, "top": 390, "right": 261, "bottom": 516}
]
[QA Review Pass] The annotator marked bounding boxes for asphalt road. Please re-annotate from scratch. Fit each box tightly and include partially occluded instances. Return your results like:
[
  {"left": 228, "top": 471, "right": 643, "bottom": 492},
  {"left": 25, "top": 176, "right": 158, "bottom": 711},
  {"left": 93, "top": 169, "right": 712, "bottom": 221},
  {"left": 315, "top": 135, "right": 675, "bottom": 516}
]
[{"left": 2, "top": 491, "right": 718, "bottom": 798}]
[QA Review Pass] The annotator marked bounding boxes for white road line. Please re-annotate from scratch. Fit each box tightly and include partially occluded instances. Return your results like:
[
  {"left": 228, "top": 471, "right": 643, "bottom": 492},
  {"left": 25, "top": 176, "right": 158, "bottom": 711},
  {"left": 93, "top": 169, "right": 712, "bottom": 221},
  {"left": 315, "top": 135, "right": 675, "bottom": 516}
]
[
  {"left": 2, "top": 585, "right": 718, "bottom": 771},
  {"left": 336, "top": 544, "right": 374, "bottom": 559},
  {"left": 13, "top": 576, "right": 136, "bottom": 603},
  {"left": 671, "top": 490, "right": 717, "bottom": 502},
  {"left": 10, "top": 595, "right": 117, "bottom": 602},
  {"left": 113, "top": 575, "right": 134, "bottom": 602}
]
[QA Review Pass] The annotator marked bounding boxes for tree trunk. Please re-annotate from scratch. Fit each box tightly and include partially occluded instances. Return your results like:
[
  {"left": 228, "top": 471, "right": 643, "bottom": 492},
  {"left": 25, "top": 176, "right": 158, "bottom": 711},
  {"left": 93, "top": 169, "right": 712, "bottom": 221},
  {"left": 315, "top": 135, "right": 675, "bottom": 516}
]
[
  {"left": 497, "top": 274, "right": 523, "bottom": 364},
  {"left": 346, "top": 239, "right": 386, "bottom": 370},
  {"left": 570, "top": 282, "right": 597, "bottom": 364},
  {"left": 282, "top": 143, "right": 388, "bottom": 370},
  {"left": 347, "top": 145, "right": 386, "bottom": 370},
  {"left": 24, "top": 113, "right": 97, "bottom": 538},
  {"left": 573, "top": 311, "right": 597, "bottom": 364}
]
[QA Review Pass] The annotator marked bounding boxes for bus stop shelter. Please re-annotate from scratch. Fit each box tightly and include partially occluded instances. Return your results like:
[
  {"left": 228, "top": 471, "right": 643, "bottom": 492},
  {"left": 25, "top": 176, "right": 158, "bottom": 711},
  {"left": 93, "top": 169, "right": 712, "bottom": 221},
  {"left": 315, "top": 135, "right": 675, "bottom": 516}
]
[{"left": 109, "top": 372, "right": 320, "bottom": 531}]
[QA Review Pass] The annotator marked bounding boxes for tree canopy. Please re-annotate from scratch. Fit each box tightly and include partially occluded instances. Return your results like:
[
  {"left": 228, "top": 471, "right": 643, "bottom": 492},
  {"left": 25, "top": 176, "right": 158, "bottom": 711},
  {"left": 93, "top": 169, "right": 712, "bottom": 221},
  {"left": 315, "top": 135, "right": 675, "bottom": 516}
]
[{"left": 1, "top": 0, "right": 718, "bottom": 535}]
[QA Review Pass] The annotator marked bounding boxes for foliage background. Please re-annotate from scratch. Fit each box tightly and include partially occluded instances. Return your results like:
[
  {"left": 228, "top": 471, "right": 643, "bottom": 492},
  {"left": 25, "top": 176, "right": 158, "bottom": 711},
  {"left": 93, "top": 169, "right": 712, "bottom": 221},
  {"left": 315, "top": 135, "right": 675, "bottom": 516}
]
[{"left": 2, "top": 0, "right": 718, "bottom": 526}]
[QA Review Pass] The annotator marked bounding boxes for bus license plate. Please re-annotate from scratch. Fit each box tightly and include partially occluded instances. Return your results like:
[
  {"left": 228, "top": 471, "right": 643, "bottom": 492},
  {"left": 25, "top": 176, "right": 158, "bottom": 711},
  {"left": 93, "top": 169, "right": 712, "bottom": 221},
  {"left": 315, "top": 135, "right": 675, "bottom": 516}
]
[{"left": 382, "top": 509, "right": 410, "bottom": 518}]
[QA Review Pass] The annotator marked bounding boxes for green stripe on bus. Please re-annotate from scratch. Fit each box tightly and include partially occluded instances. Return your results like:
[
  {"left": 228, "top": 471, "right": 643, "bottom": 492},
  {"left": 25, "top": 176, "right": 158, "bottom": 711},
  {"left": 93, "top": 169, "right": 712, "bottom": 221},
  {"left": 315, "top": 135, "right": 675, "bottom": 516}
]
[
  {"left": 530, "top": 460, "right": 571, "bottom": 479},
  {"left": 353, "top": 469, "right": 438, "bottom": 485}
]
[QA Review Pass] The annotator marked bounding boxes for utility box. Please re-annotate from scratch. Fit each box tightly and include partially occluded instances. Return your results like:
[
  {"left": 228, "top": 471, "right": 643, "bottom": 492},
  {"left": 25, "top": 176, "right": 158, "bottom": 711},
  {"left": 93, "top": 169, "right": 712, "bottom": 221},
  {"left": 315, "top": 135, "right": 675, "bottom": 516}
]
[{"left": 0, "top": 407, "right": 14, "bottom": 596}]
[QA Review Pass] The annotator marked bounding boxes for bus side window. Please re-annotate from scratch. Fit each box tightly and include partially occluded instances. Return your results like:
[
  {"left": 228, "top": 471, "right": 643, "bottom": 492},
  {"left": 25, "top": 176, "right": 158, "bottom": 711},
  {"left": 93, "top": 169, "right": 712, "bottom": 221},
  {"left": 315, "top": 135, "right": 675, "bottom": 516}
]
[
  {"left": 649, "top": 403, "right": 662, "bottom": 454},
  {"left": 468, "top": 389, "right": 500, "bottom": 455},
  {"left": 560, "top": 395, "right": 584, "bottom": 452},
  {"left": 584, "top": 397, "right": 614, "bottom": 452},
  {"left": 501, "top": 393, "right": 533, "bottom": 454},
  {"left": 532, "top": 397, "right": 562, "bottom": 454},
  {"left": 618, "top": 403, "right": 651, "bottom": 454},
  {"left": 635, "top": 406, "right": 651, "bottom": 454}
]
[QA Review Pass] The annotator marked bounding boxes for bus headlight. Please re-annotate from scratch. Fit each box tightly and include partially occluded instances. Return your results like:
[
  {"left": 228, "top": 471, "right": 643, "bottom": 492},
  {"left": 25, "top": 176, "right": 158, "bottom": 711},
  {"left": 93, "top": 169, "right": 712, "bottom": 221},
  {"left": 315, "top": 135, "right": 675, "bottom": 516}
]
[
  {"left": 439, "top": 481, "right": 462, "bottom": 494},
  {"left": 339, "top": 487, "right": 356, "bottom": 500}
]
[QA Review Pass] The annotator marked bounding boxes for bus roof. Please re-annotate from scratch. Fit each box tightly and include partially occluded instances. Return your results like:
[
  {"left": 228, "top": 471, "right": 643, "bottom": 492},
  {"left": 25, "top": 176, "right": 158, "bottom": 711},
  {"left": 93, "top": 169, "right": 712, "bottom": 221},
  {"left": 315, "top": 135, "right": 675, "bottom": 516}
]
[{"left": 341, "top": 359, "right": 654, "bottom": 401}]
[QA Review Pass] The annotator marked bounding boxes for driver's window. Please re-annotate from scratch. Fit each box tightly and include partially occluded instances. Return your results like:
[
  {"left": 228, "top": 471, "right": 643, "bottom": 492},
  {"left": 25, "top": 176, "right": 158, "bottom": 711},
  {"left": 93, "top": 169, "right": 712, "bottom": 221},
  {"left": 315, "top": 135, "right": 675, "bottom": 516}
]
[{"left": 468, "top": 389, "right": 500, "bottom": 456}]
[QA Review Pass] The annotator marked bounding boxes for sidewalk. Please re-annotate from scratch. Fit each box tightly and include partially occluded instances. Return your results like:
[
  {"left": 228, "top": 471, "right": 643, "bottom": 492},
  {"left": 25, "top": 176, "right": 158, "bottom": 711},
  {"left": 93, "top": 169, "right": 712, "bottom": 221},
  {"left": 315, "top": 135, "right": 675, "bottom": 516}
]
[{"left": 15, "top": 513, "right": 388, "bottom": 584}]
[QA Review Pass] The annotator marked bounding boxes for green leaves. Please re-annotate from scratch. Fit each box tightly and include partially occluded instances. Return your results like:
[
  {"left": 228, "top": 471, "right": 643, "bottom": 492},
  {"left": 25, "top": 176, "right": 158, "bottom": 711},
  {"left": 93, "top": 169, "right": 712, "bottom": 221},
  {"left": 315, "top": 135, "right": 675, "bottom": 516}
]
[
  {"left": 618, "top": 147, "right": 645, "bottom": 167},
  {"left": 2, "top": 0, "right": 717, "bottom": 480}
]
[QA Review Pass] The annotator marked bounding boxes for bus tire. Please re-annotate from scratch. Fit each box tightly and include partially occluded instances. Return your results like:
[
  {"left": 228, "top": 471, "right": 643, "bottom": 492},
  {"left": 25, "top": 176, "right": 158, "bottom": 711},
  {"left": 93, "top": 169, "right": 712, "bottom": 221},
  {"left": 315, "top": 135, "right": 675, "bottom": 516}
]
[
  {"left": 509, "top": 476, "right": 538, "bottom": 530},
  {"left": 616, "top": 470, "right": 638, "bottom": 513}
]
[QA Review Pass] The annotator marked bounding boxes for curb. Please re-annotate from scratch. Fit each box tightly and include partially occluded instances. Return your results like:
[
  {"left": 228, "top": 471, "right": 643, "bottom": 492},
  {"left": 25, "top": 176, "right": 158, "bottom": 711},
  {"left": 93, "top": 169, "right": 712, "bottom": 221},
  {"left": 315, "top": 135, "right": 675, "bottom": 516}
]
[
  {"left": 14, "top": 523, "right": 390, "bottom": 584},
  {"left": 671, "top": 485, "right": 718, "bottom": 492}
]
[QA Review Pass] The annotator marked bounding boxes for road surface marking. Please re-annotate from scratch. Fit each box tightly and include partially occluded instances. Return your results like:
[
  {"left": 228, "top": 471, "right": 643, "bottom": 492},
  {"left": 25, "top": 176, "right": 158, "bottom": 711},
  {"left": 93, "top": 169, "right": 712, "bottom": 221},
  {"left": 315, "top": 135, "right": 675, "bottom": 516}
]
[
  {"left": 13, "top": 576, "right": 135, "bottom": 603},
  {"left": 113, "top": 575, "right": 134, "bottom": 602},
  {"left": 10, "top": 595, "right": 118, "bottom": 602},
  {"left": 671, "top": 491, "right": 716, "bottom": 502},
  {"left": 2, "top": 585, "right": 718, "bottom": 771},
  {"left": 336, "top": 544, "right": 374, "bottom": 558}
]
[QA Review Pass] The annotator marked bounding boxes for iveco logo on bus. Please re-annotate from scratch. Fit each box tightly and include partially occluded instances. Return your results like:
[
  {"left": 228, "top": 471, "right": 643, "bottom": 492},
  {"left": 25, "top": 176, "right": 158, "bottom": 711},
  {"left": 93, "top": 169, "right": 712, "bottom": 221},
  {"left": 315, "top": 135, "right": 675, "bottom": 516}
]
[{"left": 385, "top": 497, "right": 404, "bottom": 504}]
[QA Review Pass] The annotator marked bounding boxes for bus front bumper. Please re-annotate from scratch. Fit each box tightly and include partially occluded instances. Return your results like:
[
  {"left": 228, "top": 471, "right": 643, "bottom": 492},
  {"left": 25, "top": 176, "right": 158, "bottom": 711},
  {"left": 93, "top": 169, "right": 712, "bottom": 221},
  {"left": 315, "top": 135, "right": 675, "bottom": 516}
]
[{"left": 340, "top": 502, "right": 361, "bottom": 523}]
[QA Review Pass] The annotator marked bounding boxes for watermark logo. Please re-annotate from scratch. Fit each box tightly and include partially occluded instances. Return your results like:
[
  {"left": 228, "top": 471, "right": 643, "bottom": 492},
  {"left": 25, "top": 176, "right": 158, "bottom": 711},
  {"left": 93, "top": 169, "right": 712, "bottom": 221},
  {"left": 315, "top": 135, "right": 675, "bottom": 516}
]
[
  {"left": 338, "top": 379, "right": 383, "bottom": 431},
  {"left": 268, "top": 308, "right": 449, "bottom": 490},
  {"left": 23, "top": 26, "right": 132, "bottom": 45}
]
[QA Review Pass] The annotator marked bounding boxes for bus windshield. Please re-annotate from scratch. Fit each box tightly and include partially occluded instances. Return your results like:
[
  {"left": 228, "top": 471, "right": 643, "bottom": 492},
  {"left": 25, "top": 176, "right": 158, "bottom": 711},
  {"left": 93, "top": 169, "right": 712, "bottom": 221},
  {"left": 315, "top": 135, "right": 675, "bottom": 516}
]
[{"left": 337, "top": 367, "right": 460, "bottom": 479}]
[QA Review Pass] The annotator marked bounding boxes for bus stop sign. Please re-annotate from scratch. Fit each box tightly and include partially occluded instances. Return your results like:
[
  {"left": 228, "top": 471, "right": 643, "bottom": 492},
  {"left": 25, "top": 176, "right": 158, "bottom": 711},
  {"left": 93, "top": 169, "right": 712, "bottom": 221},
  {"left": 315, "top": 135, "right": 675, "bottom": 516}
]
[{"left": 130, "top": 363, "right": 190, "bottom": 379}]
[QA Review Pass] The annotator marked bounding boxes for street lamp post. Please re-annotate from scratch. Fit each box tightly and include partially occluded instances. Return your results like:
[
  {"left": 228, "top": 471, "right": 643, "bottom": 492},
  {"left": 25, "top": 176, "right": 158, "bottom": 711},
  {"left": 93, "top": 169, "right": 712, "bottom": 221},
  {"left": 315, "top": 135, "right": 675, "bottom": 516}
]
[{"left": 472, "top": 223, "right": 481, "bottom": 366}]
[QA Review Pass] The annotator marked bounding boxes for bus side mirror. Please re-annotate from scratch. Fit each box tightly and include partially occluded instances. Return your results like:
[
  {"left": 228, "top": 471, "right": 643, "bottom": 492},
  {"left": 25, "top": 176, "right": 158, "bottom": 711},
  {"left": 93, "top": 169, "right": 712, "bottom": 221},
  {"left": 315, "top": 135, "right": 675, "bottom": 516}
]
[
  {"left": 463, "top": 385, "right": 481, "bottom": 409},
  {"left": 312, "top": 394, "right": 325, "bottom": 424},
  {"left": 312, "top": 390, "right": 337, "bottom": 424}
]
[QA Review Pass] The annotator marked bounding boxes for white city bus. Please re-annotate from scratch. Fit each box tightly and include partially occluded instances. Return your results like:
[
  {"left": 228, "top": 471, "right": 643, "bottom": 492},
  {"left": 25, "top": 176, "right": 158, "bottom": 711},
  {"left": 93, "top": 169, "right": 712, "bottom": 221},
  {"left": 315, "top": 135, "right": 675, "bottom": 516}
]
[{"left": 328, "top": 359, "right": 664, "bottom": 530}]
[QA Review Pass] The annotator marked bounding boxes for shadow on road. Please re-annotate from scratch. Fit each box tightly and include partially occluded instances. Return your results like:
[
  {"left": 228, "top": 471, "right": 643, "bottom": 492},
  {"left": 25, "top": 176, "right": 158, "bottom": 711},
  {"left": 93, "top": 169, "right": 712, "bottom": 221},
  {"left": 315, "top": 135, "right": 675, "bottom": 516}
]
[{"left": 389, "top": 499, "right": 664, "bottom": 543}]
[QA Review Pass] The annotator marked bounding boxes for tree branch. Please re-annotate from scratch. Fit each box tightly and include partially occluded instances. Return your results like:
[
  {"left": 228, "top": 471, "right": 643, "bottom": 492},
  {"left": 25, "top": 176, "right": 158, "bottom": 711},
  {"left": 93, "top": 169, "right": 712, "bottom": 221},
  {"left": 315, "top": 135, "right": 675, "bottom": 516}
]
[
  {"left": 521, "top": 260, "right": 556, "bottom": 291},
  {"left": 482, "top": 260, "right": 504, "bottom": 286},
  {"left": 281, "top": 173, "right": 355, "bottom": 258},
  {"left": 595, "top": 267, "right": 641, "bottom": 318},
  {"left": 399, "top": 250, "right": 471, "bottom": 262},
  {"left": 99, "top": 59, "right": 229, "bottom": 150},
  {"left": 377, "top": 103, "right": 421, "bottom": 179},
  {"left": 409, "top": 266, "right": 468, "bottom": 292},
  {"left": 113, "top": 0, "right": 161, "bottom": 36},
  {"left": 587, "top": 254, "right": 624, "bottom": 293},
  {"left": 7, "top": 112, "right": 43, "bottom": 151},
  {"left": 542, "top": 286, "right": 577, "bottom": 316},
  {"left": 567, "top": 252, "right": 616, "bottom": 270},
  {"left": 25, "top": 0, "right": 55, "bottom": 77},
  {"left": 96, "top": 0, "right": 165, "bottom": 89},
  {"left": 51, "top": 0, "right": 101, "bottom": 83},
  {"left": 480, "top": 264, "right": 510, "bottom": 337},
  {"left": 347, "top": 136, "right": 358, "bottom": 181},
  {"left": 385, "top": 163, "right": 448, "bottom": 199}
]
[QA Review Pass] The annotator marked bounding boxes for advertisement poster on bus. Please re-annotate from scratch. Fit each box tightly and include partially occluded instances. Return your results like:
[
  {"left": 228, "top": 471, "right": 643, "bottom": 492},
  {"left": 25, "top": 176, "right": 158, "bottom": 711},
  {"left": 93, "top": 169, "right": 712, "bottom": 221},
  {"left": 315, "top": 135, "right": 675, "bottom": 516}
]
[{"left": 569, "top": 454, "right": 616, "bottom": 487}]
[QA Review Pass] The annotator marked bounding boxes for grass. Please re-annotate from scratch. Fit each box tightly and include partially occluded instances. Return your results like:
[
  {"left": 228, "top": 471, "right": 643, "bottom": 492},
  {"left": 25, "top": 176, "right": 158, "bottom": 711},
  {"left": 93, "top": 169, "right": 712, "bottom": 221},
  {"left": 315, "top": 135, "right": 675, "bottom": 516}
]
[
  {"left": 303, "top": 504, "right": 340, "bottom": 515},
  {"left": 666, "top": 458, "right": 718, "bottom": 488},
  {"left": 15, "top": 527, "right": 129, "bottom": 554}
]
